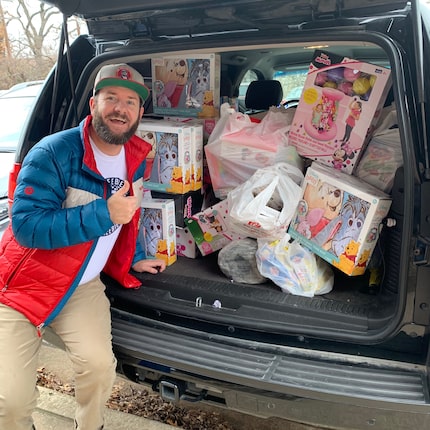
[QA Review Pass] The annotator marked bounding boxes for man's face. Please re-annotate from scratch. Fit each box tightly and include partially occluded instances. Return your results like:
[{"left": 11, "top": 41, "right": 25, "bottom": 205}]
[{"left": 90, "top": 86, "right": 143, "bottom": 145}]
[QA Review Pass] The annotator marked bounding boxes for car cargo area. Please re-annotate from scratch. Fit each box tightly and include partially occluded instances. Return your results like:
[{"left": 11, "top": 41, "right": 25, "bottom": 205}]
[{"left": 101, "top": 36, "right": 413, "bottom": 347}]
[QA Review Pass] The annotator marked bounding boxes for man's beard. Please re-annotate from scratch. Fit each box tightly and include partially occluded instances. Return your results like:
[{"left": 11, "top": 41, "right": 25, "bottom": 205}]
[{"left": 92, "top": 111, "right": 139, "bottom": 145}]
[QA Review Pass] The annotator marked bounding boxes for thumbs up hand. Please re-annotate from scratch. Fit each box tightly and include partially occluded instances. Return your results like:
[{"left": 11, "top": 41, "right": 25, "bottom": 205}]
[{"left": 107, "top": 180, "right": 138, "bottom": 225}]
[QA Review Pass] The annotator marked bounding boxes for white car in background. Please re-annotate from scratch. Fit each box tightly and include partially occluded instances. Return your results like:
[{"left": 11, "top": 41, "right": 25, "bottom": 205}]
[{"left": 0, "top": 81, "right": 43, "bottom": 237}]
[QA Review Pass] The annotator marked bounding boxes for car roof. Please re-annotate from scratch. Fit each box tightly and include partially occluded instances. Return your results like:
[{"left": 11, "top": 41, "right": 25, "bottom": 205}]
[{"left": 43, "top": 0, "right": 409, "bottom": 41}]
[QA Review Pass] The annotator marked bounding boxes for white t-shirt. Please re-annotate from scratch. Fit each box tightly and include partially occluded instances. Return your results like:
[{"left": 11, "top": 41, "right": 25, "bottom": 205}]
[{"left": 79, "top": 140, "right": 127, "bottom": 284}]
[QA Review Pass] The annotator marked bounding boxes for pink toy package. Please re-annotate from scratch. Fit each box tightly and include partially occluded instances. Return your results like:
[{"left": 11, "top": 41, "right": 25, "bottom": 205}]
[{"left": 288, "top": 50, "right": 392, "bottom": 174}]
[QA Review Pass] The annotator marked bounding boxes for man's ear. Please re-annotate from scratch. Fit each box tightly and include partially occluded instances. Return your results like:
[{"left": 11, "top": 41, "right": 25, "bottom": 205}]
[{"left": 89, "top": 96, "right": 96, "bottom": 113}]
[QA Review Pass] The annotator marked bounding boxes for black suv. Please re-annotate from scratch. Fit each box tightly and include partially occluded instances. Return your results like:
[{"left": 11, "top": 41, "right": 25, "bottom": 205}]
[{"left": 13, "top": 1, "right": 430, "bottom": 429}]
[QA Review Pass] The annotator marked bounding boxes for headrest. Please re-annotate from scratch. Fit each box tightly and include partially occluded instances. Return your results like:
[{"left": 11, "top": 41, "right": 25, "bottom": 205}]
[{"left": 245, "top": 80, "right": 283, "bottom": 110}]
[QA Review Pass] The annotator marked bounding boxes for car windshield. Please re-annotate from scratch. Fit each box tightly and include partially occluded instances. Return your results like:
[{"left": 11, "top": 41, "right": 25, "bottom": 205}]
[{"left": 0, "top": 83, "right": 42, "bottom": 151}]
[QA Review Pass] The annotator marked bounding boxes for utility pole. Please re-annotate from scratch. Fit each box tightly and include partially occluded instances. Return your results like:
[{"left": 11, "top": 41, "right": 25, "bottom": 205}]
[{"left": 0, "top": 0, "right": 12, "bottom": 58}]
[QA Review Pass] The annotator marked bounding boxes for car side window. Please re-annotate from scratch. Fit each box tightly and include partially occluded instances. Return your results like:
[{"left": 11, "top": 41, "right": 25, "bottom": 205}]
[{"left": 273, "top": 69, "right": 308, "bottom": 104}]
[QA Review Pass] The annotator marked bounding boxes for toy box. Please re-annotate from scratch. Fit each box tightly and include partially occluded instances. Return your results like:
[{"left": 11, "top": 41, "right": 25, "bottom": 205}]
[
  {"left": 139, "top": 199, "right": 177, "bottom": 266},
  {"left": 137, "top": 120, "right": 192, "bottom": 194},
  {"left": 152, "top": 54, "right": 221, "bottom": 118},
  {"left": 151, "top": 190, "right": 204, "bottom": 227},
  {"left": 288, "top": 162, "right": 392, "bottom": 276},
  {"left": 185, "top": 200, "right": 243, "bottom": 256},
  {"left": 161, "top": 120, "right": 204, "bottom": 190},
  {"left": 164, "top": 116, "right": 218, "bottom": 144},
  {"left": 183, "top": 123, "right": 203, "bottom": 190},
  {"left": 288, "top": 50, "right": 392, "bottom": 174},
  {"left": 176, "top": 226, "right": 198, "bottom": 259}
]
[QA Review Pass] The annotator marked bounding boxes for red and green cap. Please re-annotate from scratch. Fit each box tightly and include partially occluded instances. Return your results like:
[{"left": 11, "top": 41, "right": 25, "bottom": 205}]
[{"left": 94, "top": 63, "right": 150, "bottom": 103}]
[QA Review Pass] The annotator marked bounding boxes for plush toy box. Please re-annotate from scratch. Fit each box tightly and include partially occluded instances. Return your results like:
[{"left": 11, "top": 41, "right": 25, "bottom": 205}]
[
  {"left": 288, "top": 162, "right": 392, "bottom": 276},
  {"left": 186, "top": 122, "right": 204, "bottom": 191},
  {"left": 288, "top": 50, "right": 392, "bottom": 174},
  {"left": 164, "top": 118, "right": 205, "bottom": 190},
  {"left": 152, "top": 54, "right": 221, "bottom": 118},
  {"left": 164, "top": 116, "right": 218, "bottom": 144},
  {"left": 139, "top": 199, "right": 177, "bottom": 266},
  {"left": 184, "top": 200, "right": 243, "bottom": 256},
  {"left": 151, "top": 190, "right": 204, "bottom": 227},
  {"left": 137, "top": 120, "right": 192, "bottom": 194}
]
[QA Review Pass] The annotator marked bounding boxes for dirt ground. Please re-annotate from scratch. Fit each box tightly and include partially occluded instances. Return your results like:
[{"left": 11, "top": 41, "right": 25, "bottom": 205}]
[{"left": 37, "top": 341, "right": 323, "bottom": 430}]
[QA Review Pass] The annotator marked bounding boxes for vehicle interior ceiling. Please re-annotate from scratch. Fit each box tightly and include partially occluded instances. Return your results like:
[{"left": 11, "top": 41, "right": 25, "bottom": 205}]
[{"left": 97, "top": 39, "right": 403, "bottom": 339}]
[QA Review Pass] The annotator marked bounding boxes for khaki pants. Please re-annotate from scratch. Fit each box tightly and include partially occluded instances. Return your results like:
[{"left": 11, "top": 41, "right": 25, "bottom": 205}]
[{"left": 0, "top": 276, "right": 117, "bottom": 430}]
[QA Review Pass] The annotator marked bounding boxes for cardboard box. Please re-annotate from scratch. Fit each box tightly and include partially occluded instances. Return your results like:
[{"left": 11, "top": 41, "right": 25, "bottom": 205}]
[
  {"left": 163, "top": 118, "right": 205, "bottom": 190},
  {"left": 151, "top": 190, "right": 204, "bottom": 227},
  {"left": 137, "top": 120, "right": 192, "bottom": 194},
  {"left": 152, "top": 54, "right": 221, "bottom": 118},
  {"left": 288, "top": 50, "right": 391, "bottom": 174},
  {"left": 185, "top": 200, "right": 243, "bottom": 256},
  {"left": 164, "top": 116, "right": 218, "bottom": 144},
  {"left": 176, "top": 226, "right": 198, "bottom": 258},
  {"left": 288, "top": 162, "right": 392, "bottom": 276},
  {"left": 139, "top": 199, "right": 177, "bottom": 266},
  {"left": 182, "top": 123, "right": 203, "bottom": 191}
]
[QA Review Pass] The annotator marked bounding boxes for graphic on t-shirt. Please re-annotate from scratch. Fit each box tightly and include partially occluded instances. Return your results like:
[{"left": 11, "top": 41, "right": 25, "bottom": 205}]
[{"left": 104, "top": 177, "right": 125, "bottom": 236}]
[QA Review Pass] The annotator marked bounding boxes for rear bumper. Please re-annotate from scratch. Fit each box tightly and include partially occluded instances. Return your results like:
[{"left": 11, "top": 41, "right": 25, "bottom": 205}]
[{"left": 111, "top": 308, "right": 430, "bottom": 430}]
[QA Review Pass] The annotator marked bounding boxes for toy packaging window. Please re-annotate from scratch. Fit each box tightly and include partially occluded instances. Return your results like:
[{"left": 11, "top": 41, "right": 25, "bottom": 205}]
[
  {"left": 152, "top": 54, "right": 221, "bottom": 118},
  {"left": 139, "top": 199, "right": 177, "bottom": 266},
  {"left": 288, "top": 50, "right": 392, "bottom": 174},
  {"left": 288, "top": 162, "right": 392, "bottom": 276}
]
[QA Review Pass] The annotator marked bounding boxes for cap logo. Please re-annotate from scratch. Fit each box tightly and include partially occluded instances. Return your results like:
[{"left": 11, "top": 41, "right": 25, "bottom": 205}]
[{"left": 117, "top": 67, "right": 132, "bottom": 81}]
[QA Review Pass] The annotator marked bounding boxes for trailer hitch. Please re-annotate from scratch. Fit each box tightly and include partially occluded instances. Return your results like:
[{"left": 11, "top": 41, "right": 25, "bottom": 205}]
[{"left": 154, "top": 378, "right": 207, "bottom": 403}]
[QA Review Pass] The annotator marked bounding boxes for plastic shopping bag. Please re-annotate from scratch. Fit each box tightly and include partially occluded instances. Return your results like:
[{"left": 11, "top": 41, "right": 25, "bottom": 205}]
[
  {"left": 355, "top": 104, "right": 402, "bottom": 193},
  {"left": 205, "top": 107, "right": 300, "bottom": 199},
  {"left": 256, "top": 234, "right": 334, "bottom": 297},
  {"left": 227, "top": 162, "right": 303, "bottom": 239}
]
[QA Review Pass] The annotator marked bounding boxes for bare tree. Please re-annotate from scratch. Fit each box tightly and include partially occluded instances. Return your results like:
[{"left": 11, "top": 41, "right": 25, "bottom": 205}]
[
  {"left": 3, "top": 0, "right": 60, "bottom": 58},
  {"left": 0, "top": 0, "right": 86, "bottom": 88},
  {"left": 0, "top": 0, "right": 12, "bottom": 58}
]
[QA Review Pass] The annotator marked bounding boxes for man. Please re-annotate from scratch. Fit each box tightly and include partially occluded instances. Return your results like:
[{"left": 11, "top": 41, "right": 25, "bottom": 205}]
[{"left": 0, "top": 63, "right": 166, "bottom": 430}]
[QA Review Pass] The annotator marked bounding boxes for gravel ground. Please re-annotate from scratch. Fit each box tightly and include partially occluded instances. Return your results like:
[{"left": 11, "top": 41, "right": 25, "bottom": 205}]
[{"left": 37, "top": 342, "right": 322, "bottom": 430}]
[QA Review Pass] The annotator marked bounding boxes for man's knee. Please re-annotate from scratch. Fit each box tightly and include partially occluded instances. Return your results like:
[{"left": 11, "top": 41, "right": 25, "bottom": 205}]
[{"left": 73, "top": 349, "right": 116, "bottom": 383}]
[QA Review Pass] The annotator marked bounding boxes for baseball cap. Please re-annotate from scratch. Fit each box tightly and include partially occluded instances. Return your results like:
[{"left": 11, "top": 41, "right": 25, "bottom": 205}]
[{"left": 94, "top": 63, "right": 150, "bottom": 103}]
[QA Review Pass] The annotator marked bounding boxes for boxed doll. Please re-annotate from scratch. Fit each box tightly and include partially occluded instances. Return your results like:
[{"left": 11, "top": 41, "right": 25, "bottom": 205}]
[
  {"left": 152, "top": 54, "right": 221, "bottom": 118},
  {"left": 184, "top": 200, "right": 243, "bottom": 256},
  {"left": 288, "top": 50, "right": 392, "bottom": 174},
  {"left": 136, "top": 120, "right": 192, "bottom": 194},
  {"left": 139, "top": 199, "right": 177, "bottom": 266},
  {"left": 288, "top": 162, "right": 392, "bottom": 276}
]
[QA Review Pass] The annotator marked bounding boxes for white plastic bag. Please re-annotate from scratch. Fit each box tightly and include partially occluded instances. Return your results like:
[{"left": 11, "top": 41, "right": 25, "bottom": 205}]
[
  {"left": 256, "top": 234, "right": 334, "bottom": 297},
  {"left": 227, "top": 162, "right": 303, "bottom": 239}
]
